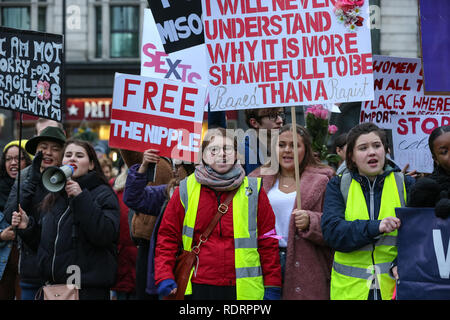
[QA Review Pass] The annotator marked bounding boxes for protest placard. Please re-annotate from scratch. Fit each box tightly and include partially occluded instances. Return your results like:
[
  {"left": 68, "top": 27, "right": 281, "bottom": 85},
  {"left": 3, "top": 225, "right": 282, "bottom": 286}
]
[
  {"left": 0, "top": 27, "right": 64, "bottom": 121},
  {"left": 148, "top": 0, "right": 204, "bottom": 54},
  {"left": 109, "top": 73, "right": 206, "bottom": 162},
  {"left": 141, "top": 8, "right": 208, "bottom": 87},
  {"left": 203, "top": 0, "right": 374, "bottom": 111},
  {"left": 391, "top": 114, "right": 450, "bottom": 173},
  {"left": 360, "top": 55, "right": 450, "bottom": 129},
  {"left": 396, "top": 207, "right": 450, "bottom": 300}
]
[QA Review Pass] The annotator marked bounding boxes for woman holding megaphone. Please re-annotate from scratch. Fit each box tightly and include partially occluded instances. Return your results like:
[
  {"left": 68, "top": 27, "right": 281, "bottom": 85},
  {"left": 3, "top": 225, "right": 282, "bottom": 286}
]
[{"left": 11, "top": 139, "right": 120, "bottom": 300}]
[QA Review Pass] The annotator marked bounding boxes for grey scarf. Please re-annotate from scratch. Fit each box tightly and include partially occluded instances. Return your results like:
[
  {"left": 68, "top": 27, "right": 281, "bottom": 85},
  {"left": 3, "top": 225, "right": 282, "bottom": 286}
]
[{"left": 194, "top": 163, "right": 245, "bottom": 191}]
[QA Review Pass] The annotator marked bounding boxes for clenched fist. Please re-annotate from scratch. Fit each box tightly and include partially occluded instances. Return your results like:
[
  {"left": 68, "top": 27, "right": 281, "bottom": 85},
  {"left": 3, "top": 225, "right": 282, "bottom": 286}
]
[
  {"left": 11, "top": 205, "right": 29, "bottom": 230},
  {"left": 293, "top": 209, "right": 310, "bottom": 231}
]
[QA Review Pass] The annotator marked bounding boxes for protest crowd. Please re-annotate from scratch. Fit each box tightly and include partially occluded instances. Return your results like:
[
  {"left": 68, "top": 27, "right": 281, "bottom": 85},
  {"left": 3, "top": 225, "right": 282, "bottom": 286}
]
[
  {"left": 0, "top": 111, "right": 448, "bottom": 301},
  {"left": 0, "top": 0, "right": 449, "bottom": 302}
]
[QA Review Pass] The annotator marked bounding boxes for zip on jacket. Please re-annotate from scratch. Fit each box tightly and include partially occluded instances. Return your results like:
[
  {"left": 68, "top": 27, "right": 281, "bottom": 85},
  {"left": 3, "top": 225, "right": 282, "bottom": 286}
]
[
  {"left": 365, "top": 176, "right": 380, "bottom": 300},
  {"left": 52, "top": 205, "right": 70, "bottom": 283}
]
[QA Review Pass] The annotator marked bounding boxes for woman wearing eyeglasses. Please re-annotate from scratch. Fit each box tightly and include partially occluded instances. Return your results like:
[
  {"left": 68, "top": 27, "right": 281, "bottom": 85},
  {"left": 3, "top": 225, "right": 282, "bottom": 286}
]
[
  {"left": 0, "top": 140, "right": 32, "bottom": 299},
  {"left": 155, "top": 128, "right": 282, "bottom": 300}
]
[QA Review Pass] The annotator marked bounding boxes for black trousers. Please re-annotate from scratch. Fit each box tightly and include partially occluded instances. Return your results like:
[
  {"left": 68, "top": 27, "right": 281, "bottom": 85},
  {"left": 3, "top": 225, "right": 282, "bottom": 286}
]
[
  {"left": 188, "top": 283, "right": 236, "bottom": 300},
  {"left": 135, "top": 240, "right": 158, "bottom": 300}
]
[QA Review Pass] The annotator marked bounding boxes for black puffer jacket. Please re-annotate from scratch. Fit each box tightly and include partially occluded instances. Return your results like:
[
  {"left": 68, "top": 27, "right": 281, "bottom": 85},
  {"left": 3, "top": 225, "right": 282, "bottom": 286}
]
[
  {"left": 22, "top": 172, "right": 120, "bottom": 289},
  {"left": 408, "top": 166, "right": 450, "bottom": 219}
]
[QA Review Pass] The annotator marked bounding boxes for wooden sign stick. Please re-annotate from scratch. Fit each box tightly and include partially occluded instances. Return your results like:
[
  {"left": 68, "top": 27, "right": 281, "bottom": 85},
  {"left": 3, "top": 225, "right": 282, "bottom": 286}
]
[{"left": 290, "top": 106, "right": 302, "bottom": 210}]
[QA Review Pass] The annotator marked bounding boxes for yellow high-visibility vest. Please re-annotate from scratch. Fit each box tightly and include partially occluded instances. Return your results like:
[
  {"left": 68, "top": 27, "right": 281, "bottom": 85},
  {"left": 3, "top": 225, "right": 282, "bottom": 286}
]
[
  {"left": 330, "top": 172, "right": 406, "bottom": 300},
  {"left": 179, "top": 174, "right": 264, "bottom": 300}
]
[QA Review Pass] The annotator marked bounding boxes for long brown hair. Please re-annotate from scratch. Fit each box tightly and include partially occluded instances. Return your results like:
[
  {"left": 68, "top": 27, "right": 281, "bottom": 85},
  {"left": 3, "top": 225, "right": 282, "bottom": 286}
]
[
  {"left": 40, "top": 139, "right": 108, "bottom": 211},
  {"left": 258, "top": 124, "right": 324, "bottom": 176},
  {"left": 279, "top": 124, "right": 322, "bottom": 175},
  {"left": 345, "top": 123, "right": 388, "bottom": 172},
  {"left": 63, "top": 139, "right": 109, "bottom": 185}
]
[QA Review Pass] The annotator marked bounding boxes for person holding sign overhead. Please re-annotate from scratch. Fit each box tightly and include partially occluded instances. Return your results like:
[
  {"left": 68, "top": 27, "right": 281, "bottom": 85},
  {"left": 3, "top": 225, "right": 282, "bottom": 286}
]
[
  {"left": 155, "top": 127, "right": 281, "bottom": 300},
  {"left": 321, "top": 123, "right": 415, "bottom": 300},
  {"left": 250, "top": 124, "right": 334, "bottom": 299}
]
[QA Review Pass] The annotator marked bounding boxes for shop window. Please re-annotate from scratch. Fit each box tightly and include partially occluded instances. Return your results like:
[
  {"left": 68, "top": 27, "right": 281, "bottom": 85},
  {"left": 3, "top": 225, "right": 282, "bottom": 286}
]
[
  {"left": 110, "top": 6, "right": 139, "bottom": 58},
  {"left": 93, "top": 0, "right": 144, "bottom": 59}
]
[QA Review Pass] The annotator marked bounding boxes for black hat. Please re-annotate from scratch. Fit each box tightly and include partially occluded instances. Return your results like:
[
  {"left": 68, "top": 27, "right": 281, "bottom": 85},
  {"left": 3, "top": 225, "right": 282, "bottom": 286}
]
[{"left": 25, "top": 126, "right": 66, "bottom": 155}]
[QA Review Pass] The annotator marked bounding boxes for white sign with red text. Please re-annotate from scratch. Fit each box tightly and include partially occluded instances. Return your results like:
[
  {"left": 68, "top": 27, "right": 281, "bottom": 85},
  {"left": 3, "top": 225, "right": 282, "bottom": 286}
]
[
  {"left": 109, "top": 73, "right": 206, "bottom": 162},
  {"left": 361, "top": 56, "right": 450, "bottom": 129},
  {"left": 202, "top": 0, "right": 374, "bottom": 111},
  {"left": 392, "top": 114, "right": 450, "bottom": 173}
]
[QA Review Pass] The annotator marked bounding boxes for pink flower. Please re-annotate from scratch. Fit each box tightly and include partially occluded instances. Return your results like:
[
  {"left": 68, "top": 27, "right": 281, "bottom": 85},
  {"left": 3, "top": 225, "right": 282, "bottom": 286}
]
[
  {"left": 36, "top": 81, "right": 51, "bottom": 101},
  {"left": 328, "top": 125, "right": 338, "bottom": 135},
  {"left": 312, "top": 109, "right": 322, "bottom": 118},
  {"left": 319, "top": 109, "right": 329, "bottom": 119},
  {"left": 339, "top": 0, "right": 364, "bottom": 7}
]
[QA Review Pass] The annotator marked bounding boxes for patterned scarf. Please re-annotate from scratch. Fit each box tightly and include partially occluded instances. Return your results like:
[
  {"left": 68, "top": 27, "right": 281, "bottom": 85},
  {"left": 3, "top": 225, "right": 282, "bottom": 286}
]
[{"left": 194, "top": 163, "right": 245, "bottom": 191}]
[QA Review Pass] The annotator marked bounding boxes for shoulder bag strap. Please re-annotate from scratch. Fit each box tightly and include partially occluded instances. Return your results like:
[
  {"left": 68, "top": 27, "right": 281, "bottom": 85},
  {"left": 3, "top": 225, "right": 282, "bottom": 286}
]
[{"left": 192, "top": 188, "right": 239, "bottom": 253}]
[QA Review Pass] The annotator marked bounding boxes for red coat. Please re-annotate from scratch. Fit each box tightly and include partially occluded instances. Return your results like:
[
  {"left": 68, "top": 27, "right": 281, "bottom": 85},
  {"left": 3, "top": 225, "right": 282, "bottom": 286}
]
[
  {"left": 111, "top": 187, "right": 138, "bottom": 293},
  {"left": 154, "top": 184, "right": 282, "bottom": 288}
]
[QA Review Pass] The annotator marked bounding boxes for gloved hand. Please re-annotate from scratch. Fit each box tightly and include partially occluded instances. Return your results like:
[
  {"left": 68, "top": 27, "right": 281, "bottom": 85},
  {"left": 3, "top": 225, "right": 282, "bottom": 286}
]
[
  {"left": 435, "top": 190, "right": 450, "bottom": 219},
  {"left": 263, "top": 287, "right": 281, "bottom": 300},
  {"left": 157, "top": 279, "right": 177, "bottom": 298},
  {"left": 29, "top": 151, "right": 43, "bottom": 182},
  {"left": 407, "top": 178, "right": 441, "bottom": 208}
]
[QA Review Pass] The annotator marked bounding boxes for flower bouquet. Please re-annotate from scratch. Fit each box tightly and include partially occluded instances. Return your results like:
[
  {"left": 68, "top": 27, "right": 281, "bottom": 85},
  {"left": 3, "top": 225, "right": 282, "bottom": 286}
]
[
  {"left": 333, "top": 0, "right": 365, "bottom": 32},
  {"left": 304, "top": 105, "right": 340, "bottom": 165}
]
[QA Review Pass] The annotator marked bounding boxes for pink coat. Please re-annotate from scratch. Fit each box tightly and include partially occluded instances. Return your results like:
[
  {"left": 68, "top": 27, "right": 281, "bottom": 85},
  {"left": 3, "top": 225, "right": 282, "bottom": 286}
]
[{"left": 250, "top": 165, "right": 334, "bottom": 300}]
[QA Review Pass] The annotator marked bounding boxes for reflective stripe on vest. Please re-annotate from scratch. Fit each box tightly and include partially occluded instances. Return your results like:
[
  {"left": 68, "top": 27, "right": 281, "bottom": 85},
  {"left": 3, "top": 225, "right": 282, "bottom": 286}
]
[
  {"left": 331, "top": 172, "right": 406, "bottom": 300},
  {"left": 179, "top": 174, "right": 264, "bottom": 300}
]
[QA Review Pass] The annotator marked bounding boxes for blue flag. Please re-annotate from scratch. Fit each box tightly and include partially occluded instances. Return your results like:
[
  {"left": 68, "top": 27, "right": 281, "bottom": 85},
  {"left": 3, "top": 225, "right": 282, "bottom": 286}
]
[{"left": 396, "top": 208, "right": 450, "bottom": 300}]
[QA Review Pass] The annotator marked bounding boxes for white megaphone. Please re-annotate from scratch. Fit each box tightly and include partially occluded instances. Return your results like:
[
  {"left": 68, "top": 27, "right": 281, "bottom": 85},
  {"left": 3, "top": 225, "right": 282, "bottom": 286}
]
[{"left": 42, "top": 165, "right": 74, "bottom": 193}]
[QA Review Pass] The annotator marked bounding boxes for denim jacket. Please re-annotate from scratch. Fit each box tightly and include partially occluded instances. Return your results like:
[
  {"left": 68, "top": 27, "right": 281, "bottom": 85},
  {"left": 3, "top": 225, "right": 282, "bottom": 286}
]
[{"left": 0, "top": 211, "right": 13, "bottom": 279}]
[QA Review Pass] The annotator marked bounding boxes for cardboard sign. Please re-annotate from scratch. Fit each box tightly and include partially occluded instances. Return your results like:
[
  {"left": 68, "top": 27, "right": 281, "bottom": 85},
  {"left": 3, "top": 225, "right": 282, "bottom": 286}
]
[
  {"left": 148, "top": 0, "right": 204, "bottom": 54},
  {"left": 141, "top": 8, "right": 208, "bottom": 87},
  {"left": 0, "top": 27, "right": 64, "bottom": 121},
  {"left": 109, "top": 73, "right": 206, "bottom": 162},
  {"left": 202, "top": 0, "right": 374, "bottom": 111},
  {"left": 391, "top": 114, "right": 450, "bottom": 173},
  {"left": 360, "top": 55, "right": 450, "bottom": 129},
  {"left": 396, "top": 207, "right": 450, "bottom": 300}
]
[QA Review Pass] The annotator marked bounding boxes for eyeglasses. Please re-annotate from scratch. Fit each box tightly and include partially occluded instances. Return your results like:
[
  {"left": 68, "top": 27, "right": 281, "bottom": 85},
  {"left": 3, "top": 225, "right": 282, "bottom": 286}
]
[
  {"left": 5, "top": 156, "right": 26, "bottom": 163},
  {"left": 259, "top": 112, "right": 286, "bottom": 122},
  {"left": 206, "top": 145, "right": 235, "bottom": 156}
]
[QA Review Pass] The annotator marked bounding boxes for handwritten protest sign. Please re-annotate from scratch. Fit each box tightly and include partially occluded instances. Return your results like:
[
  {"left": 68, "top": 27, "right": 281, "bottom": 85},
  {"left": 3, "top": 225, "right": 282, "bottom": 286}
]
[
  {"left": 0, "top": 27, "right": 64, "bottom": 121},
  {"left": 361, "top": 55, "right": 450, "bottom": 129},
  {"left": 148, "top": 0, "right": 204, "bottom": 54},
  {"left": 391, "top": 114, "right": 450, "bottom": 173},
  {"left": 202, "top": 0, "right": 374, "bottom": 111},
  {"left": 141, "top": 8, "right": 208, "bottom": 87},
  {"left": 109, "top": 73, "right": 206, "bottom": 162}
]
